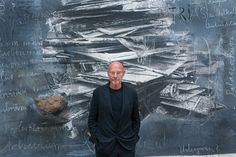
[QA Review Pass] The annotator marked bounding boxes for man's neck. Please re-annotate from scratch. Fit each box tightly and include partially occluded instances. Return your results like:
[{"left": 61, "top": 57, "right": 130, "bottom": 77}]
[{"left": 109, "top": 83, "right": 122, "bottom": 90}]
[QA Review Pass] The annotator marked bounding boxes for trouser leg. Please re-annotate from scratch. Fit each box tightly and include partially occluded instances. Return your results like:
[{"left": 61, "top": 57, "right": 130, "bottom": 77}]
[
  {"left": 95, "top": 143, "right": 135, "bottom": 157},
  {"left": 116, "top": 143, "right": 135, "bottom": 157}
]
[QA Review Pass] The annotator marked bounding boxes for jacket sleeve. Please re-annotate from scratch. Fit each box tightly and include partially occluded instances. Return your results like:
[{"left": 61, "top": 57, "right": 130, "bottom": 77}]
[
  {"left": 87, "top": 89, "right": 98, "bottom": 144},
  {"left": 132, "top": 91, "right": 140, "bottom": 136}
]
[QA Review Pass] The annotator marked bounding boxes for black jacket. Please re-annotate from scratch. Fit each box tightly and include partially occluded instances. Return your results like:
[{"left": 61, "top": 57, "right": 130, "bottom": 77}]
[{"left": 88, "top": 82, "right": 140, "bottom": 153}]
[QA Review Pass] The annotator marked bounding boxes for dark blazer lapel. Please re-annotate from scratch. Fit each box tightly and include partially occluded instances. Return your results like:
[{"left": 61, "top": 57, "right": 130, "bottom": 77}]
[
  {"left": 121, "top": 83, "right": 126, "bottom": 117},
  {"left": 104, "top": 83, "right": 114, "bottom": 119},
  {"left": 118, "top": 83, "right": 126, "bottom": 127}
]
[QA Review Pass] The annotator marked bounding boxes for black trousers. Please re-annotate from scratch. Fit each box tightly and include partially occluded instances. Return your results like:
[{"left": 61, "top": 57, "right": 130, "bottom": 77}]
[{"left": 95, "top": 143, "right": 135, "bottom": 157}]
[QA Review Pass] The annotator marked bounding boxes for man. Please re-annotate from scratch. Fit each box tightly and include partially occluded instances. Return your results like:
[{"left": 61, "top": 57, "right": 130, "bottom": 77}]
[{"left": 88, "top": 61, "right": 140, "bottom": 157}]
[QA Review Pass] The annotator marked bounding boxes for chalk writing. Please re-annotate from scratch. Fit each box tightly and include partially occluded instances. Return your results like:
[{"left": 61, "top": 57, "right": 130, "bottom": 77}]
[
  {"left": 205, "top": 0, "right": 236, "bottom": 29},
  {"left": 0, "top": 73, "right": 13, "bottom": 81},
  {"left": 66, "top": 150, "right": 94, "bottom": 156},
  {"left": 0, "top": 41, "right": 42, "bottom": 48},
  {"left": 207, "top": 0, "right": 227, "bottom": 4},
  {"left": 0, "top": 72, "right": 44, "bottom": 81},
  {"left": 208, "top": 7, "right": 236, "bottom": 18},
  {"left": 0, "top": 59, "right": 43, "bottom": 69},
  {"left": 179, "top": 144, "right": 219, "bottom": 154},
  {"left": 4, "top": 122, "right": 68, "bottom": 134},
  {"left": 189, "top": 0, "right": 227, "bottom": 5},
  {"left": 225, "top": 35, "right": 236, "bottom": 96},
  {"left": 0, "top": 0, "right": 5, "bottom": 21},
  {"left": 139, "top": 135, "right": 167, "bottom": 150},
  {"left": 182, "top": 0, "right": 236, "bottom": 29},
  {"left": 0, "top": 89, "right": 27, "bottom": 99},
  {"left": 169, "top": 5, "right": 192, "bottom": 23},
  {"left": 16, "top": 72, "right": 43, "bottom": 78},
  {"left": 0, "top": 41, "right": 19, "bottom": 47},
  {"left": 0, "top": 105, "right": 27, "bottom": 113},
  {"left": 32, "top": 85, "right": 50, "bottom": 92},
  {"left": 0, "top": 50, "right": 42, "bottom": 58},
  {"left": 206, "top": 19, "right": 236, "bottom": 29},
  {"left": 22, "top": 41, "right": 43, "bottom": 46},
  {"left": 1, "top": 141, "right": 60, "bottom": 152}
]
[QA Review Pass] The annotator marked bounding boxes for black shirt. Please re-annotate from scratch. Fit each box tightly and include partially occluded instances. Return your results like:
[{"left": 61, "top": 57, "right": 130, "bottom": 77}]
[{"left": 109, "top": 86, "right": 123, "bottom": 128}]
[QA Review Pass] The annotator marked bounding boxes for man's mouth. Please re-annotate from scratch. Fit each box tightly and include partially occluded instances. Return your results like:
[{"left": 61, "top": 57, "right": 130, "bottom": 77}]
[{"left": 112, "top": 80, "right": 119, "bottom": 82}]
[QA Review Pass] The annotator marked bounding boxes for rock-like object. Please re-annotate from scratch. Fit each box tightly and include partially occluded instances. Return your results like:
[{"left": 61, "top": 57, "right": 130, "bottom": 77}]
[{"left": 35, "top": 95, "right": 67, "bottom": 113}]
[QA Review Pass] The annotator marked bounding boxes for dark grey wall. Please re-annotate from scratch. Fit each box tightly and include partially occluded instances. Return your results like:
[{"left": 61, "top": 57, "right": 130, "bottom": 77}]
[{"left": 0, "top": 0, "right": 236, "bottom": 157}]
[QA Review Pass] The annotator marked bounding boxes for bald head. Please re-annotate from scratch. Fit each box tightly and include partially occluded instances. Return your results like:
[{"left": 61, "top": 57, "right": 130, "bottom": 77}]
[
  {"left": 108, "top": 61, "right": 124, "bottom": 72},
  {"left": 107, "top": 61, "right": 125, "bottom": 90}
]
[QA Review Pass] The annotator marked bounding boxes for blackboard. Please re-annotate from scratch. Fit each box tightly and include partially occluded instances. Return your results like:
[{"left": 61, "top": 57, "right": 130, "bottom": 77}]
[{"left": 0, "top": 0, "right": 236, "bottom": 157}]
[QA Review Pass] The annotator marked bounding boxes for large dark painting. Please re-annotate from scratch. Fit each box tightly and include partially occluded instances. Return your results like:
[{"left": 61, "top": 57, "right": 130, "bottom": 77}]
[{"left": 0, "top": 0, "right": 236, "bottom": 156}]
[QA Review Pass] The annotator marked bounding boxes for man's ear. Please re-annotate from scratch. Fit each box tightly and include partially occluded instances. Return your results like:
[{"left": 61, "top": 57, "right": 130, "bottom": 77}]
[{"left": 123, "top": 70, "right": 126, "bottom": 76}]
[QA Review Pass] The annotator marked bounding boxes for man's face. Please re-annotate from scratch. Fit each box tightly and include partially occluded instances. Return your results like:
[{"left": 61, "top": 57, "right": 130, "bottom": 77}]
[{"left": 108, "top": 62, "right": 125, "bottom": 87}]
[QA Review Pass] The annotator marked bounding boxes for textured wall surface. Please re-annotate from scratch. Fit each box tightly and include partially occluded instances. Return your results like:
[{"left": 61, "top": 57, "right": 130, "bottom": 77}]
[{"left": 0, "top": 0, "right": 236, "bottom": 157}]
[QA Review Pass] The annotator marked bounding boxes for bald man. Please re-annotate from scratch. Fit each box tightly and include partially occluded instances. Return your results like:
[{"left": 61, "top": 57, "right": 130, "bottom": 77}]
[{"left": 88, "top": 61, "right": 140, "bottom": 157}]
